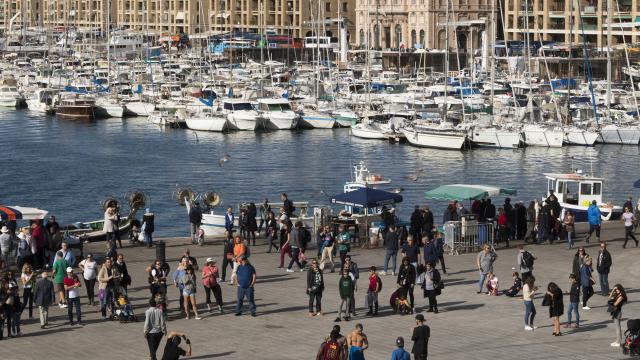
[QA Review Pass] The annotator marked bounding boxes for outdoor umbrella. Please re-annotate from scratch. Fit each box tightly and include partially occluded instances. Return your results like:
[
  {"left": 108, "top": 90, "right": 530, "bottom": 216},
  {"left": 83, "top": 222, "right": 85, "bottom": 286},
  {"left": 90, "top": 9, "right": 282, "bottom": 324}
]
[
  {"left": 424, "top": 184, "right": 517, "bottom": 201},
  {"left": 634, "top": 179, "right": 640, "bottom": 188},
  {"left": 0, "top": 206, "right": 49, "bottom": 221},
  {"left": 331, "top": 188, "right": 403, "bottom": 241}
]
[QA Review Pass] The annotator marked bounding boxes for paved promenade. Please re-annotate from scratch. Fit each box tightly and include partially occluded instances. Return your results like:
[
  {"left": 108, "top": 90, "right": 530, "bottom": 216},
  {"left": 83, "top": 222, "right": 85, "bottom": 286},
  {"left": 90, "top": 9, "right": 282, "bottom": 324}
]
[{"left": 2, "top": 222, "right": 639, "bottom": 359}]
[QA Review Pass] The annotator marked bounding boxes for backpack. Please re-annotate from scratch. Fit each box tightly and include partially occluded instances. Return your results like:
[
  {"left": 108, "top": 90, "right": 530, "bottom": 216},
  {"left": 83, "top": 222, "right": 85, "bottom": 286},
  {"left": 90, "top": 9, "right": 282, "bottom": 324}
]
[
  {"left": 375, "top": 276, "right": 382, "bottom": 292},
  {"left": 521, "top": 251, "right": 534, "bottom": 269},
  {"left": 322, "top": 340, "right": 341, "bottom": 360}
]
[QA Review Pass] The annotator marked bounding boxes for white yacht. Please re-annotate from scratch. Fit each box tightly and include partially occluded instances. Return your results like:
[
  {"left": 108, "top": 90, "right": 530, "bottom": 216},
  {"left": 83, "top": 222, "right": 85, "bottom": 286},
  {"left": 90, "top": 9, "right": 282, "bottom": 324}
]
[
  {"left": 401, "top": 120, "right": 469, "bottom": 150},
  {"left": 598, "top": 124, "right": 640, "bottom": 145},
  {"left": 0, "top": 84, "right": 22, "bottom": 107},
  {"left": 564, "top": 127, "right": 599, "bottom": 146},
  {"left": 124, "top": 101, "right": 155, "bottom": 117},
  {"left": 523, "top": 124, "right": 564, "bottom": 147},
  {"left": 26, "top": 88, "right": 58, "bottom": 114},
  {"left": 95, "top": 98, "right": 124, "bottom": 118},
  {"left": 257, "top": 98, "right": 297, "bottom": 130},
  {"left": 471, "top": 126, "right": 523, "bottom": 148},
  {"left": 223, "top": 99, "right": 262, "bottom": 131},
  {"left": 299, "top": 109, "right": 336, "bottom": 129},
  {"left": 184, "top": 106, "right": 228, "bottom": 132}
]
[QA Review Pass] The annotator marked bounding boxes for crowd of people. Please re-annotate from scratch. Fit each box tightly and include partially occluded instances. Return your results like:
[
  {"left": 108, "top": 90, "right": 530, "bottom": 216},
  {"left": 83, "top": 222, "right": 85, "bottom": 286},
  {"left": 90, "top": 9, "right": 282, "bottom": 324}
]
[{"left": 1, "top": 191, "right": 639, "bottom": 359}]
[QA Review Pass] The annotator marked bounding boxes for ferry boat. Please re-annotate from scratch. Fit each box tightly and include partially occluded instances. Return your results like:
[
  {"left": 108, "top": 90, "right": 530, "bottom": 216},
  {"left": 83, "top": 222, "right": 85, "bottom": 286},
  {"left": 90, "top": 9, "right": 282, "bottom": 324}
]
[{"left": 544, "top": 171, "right": 622, "bottom": 222}]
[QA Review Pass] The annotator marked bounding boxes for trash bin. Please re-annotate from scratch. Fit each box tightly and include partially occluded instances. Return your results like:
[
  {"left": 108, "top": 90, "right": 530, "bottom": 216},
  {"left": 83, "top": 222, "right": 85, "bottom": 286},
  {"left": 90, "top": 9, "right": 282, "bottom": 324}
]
[{"left": 156, "top": 240, "right": 166, "bottom": 264}]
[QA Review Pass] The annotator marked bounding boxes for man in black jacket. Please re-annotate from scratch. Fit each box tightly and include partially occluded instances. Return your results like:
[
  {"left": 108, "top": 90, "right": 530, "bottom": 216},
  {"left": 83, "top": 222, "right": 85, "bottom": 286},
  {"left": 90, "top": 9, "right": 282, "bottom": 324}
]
[
  {"left": 422, "top": 206, "right": 434, "bottom": 241},
  {"left": 282, "top": 193, "right": 295, "bottom": 217},
  {"left": 188, "top": 203, "right": 203, "bottom": 245},
  {"left": 596, "top": 242, "right": 612, "bottom": 296},
  {"left": 411, "top": 314, "right": 430, "bottom": 360},
  {"left": 410, "top": 206, "right": 424, "bottom": 245}
]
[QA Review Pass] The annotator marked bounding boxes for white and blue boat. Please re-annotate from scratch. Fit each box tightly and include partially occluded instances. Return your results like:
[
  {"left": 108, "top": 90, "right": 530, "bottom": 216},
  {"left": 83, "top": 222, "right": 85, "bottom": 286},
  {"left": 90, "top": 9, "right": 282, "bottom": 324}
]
[{"left": 544, "top": 171, "right": 622, "bottom": 223}]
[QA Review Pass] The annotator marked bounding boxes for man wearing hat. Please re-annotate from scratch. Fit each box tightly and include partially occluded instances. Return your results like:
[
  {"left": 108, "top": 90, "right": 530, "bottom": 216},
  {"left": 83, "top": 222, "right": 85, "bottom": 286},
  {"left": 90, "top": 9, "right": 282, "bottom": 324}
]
[
  {"left": 63, "top": 267, "right": 82, "bottom": 325},
  {"left": 0, "top": 225, "right": 11, "bottom": 262},
  {"left": 411, "top": 314, "right": 430, "bottom": 360},
  {"left": 391, "top": 337, "right": 411, "bottom": 360},
  {"left": 235, "top": 255, "right": 256, "bottom": 317},
  {"left": 52, "top": 250, "right": 69, "bottom": 308}
]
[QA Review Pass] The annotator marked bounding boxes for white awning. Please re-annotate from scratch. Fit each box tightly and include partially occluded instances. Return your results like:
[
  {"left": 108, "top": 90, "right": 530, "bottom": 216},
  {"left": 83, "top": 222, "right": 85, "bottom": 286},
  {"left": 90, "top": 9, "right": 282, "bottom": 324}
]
[{"left": 175, "top": 12, "right": 185, "bottom": 21}]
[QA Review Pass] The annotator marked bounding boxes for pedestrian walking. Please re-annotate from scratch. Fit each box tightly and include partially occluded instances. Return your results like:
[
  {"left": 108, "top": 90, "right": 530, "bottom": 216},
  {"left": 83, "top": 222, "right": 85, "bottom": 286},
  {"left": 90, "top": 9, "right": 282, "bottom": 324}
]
[
  {"left": 585, "top": 200, "right": 602, "bottom": 243},
  {"left": 98, "top": 257, "right": 120, "bottom": 320},
  {"left": 390, "top": 337, "right": 411, "bottom": 360},
  {"left": 544, "top": 282, "right": 563, "bottom": 336},
  {"left": 258, "top": 198, "right": 271, "bottom": 235},
  {"left": 565, "top": 273, "right": 580, "bottom": 329},
  {"left": 564, "top": 210, "right": 575, "bottom": 249},
  {"left": 580, "top": 255, "right": 595, "bottom": 310},
  {"left": 381, "top": 224, "right": 399, "bottom": 276},
  {"left": 264, "top": 211, "right": 279, "bottom": 253},
  {"left": 307, "top": 259, "right": 324, "bottom": 317},
  {"left": 335, "top": 270, "right": 354, "bottom": 322},
  {"left": 32, "top": 271, "right": 54, "bottom": 329},
  {"left": 141, "top": 209, "right": 155, "bottom": 248},
  {"left": 608, "top": 284, "right": 628, "bottom": 347},
  {"left": 246, "top": 202, "right": 258, "bottom": 246},
  {"left": 516, "top": 245, "right": 535, "bottom": 284},
  {"left": 20, "top": 263, "right": 35, "bottom": 319},
  {"left": 115, "top": 253, "right": 131, "bottom": 294},
  {"left": 172, "top": 258, "right": 187, "bottom": 311},
  {"left": 410, "top": 205, "right": 424, "bottom": 243},
  {"left": 523, "top": 275, "right": 538, "bottom": 331},
  {"left": 411, "top": 314, "right": 430, "bottom": 360},
  {"left": 144, "top": 298, "right": 166, "bottom": 360},
  {"left": 435, "top": 233, "right": 446, "bottom": 274},
  {"left": 422, "top": 261, "right": 441, "bottom": 313},
  {"left": 364, "top": 266, "right": 381, "bottom": 316},
  {"left": 401, "top": 235, "right": 420, "bottom": 269},
  {"left": 286, "top": 221, "right": 305, "bottom": 272},
  {"left": 202, "top": 258, "right": 223, "bottom": 313},
  {"left": 279, "top": 222, "right": 293, "bottom": 269},
  {"left": 347, "top": 323, "right": 368, "bottom": 360},
  {"left": 78, "top": 254, "right": 98, "bottom": 305},
  {"left": 422, "top": 205, "right": 434, "bottom": 241},
  {"left": 596, "top": 242, "right": 612, "bottom": 296},
  {"left": 397, "top": 257, "right": 416, "bottom": 313},
  {"left": 319, "top": 225, "right": 336, "bottom": 272},
  {"left": 526, "top": 201, "right": 536, "bottom": 243},
  {"left": 63, "top": 267, "right": 82, "bottom": 325},
  {"left": 336, "top": 226, "right": 352, "bottom": 270},
  {"left": 235, "top": 255, "right": 256, "bottom": 316},
  {"left": 188, "top": 202, "right": 203, "bottom": 245},
  {"left": 344, "top": 255, "right": 359, "bottom": 317},
  {"left": 622, "top": 207, "right": 638, "bottom": 248},
  {"left": 572, "top": 247, "right": 588, "bottom": 284},
  {"left": 231, "top": 235, "right": 247, "bottom": 283},
  {"left": 476, "top": 244, "right": 497, "bottom": 294},
  {"left": 221, "top": 239, "right": 234, "bottom": 282},
  {"left": 51, "top": 250, "right": 68, "bottom": 308}
]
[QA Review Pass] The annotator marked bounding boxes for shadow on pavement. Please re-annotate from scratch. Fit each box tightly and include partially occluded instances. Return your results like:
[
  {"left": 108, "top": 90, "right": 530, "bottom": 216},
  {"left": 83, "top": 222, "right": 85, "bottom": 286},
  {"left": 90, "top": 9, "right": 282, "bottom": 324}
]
[{"left": 188, "top": 351, "right": 236, "bottom": 359}]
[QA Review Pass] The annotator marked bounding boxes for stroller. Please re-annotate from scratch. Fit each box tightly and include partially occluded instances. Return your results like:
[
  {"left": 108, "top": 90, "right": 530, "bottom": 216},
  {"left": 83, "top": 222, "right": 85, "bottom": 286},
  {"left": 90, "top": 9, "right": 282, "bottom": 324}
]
[
  {"left": 390, "top": 288, "right": 412, "bottom": 315},
  {"left": 129, "top": 219, "right": 142, "bottom": 246},
  {"left": 113, "top": 286, "right": 137, "bottom": 323},
  {"left": 623, "top": 319, "right": 640, "bottom": 356}
]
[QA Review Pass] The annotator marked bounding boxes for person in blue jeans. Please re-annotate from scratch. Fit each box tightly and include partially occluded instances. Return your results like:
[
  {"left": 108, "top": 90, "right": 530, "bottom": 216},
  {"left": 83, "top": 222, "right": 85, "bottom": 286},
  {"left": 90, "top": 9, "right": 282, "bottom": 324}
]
[
  {"left": 235, "top": 255, "right": 256, "bottom": 316},
  {"left": 585, "top": 200, "right": 602, "bottom": 243},
  {"left": 565, "top": 273, "right": 580, "bottom": 328},
  {"left": 382, "top": 224, "right": 399, "bottom": 276},
  {"left": 476, "top": 244, "right": 497, "bottom": 294},
  {"left": 522, "top": 275, "right": 537, "bottom": 330}
]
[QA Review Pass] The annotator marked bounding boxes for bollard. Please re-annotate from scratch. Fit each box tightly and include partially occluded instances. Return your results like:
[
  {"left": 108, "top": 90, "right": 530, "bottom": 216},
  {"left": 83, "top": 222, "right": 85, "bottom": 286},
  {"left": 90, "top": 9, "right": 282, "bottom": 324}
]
[{"left": 155, "top": 240, "right": 166, "bottom": 264}]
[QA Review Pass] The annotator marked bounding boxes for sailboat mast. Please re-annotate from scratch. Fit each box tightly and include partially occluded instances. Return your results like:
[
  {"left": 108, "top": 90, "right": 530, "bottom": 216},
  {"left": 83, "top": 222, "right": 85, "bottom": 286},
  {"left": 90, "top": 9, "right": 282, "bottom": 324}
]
[
  {"left": 605, "top": 0, "right": 612, "bottom": 109},
  {"left": 567, "top": 0, "right": 573, "bottom": 123},
  {"left": 443, "top": 0, "right": 449, "bottom": 121}
]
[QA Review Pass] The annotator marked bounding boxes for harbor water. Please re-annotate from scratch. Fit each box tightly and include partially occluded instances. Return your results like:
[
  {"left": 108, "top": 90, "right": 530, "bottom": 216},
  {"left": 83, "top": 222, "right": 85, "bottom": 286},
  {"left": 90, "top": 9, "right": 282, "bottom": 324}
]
[{"left": 1, "top": 110, "right": 638, "bottom": 236}]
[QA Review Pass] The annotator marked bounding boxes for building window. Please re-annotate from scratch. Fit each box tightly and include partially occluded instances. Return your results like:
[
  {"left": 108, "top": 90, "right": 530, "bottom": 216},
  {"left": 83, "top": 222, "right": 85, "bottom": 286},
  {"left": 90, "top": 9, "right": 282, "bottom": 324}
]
[
  {"left": 411, "top": 29, "right": 416, "bottom": 47},
  {"left": 326, "top": 2, "right": 331, "bottom": 11},
  {"left": 343, "top": 2, "right": 348, "bottom": 11},
  {"left": 395, "top": 24, "right": 402, "bottom": 48},
  {"left": 360, "top": 29, "right": 365, "bottom": 45},
  {"left": 420, "top": 30, "right": 425, "bottom": 47}
]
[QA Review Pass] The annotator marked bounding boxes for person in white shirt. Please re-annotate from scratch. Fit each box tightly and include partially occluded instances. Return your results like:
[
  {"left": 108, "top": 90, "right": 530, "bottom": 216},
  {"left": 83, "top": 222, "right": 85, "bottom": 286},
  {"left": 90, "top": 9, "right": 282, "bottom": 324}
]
[
  {"left": 63, "top": 267, "right": 82, "bottom": 325},
  {"left": 622, "top": 207, "right": 638, "bottom": 248},
  {"left": 522, "top": 275, "right": 538, "bottom": 331},
  {"left": 78, "top": 254, "right": 98, "bottom": 305}
]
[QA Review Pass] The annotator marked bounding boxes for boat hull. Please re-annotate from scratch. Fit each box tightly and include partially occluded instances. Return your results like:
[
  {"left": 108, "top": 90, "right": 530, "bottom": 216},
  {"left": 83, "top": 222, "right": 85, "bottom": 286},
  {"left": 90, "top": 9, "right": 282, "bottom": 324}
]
[
  {"left": 565, "top": 130, "right": 599, "bottom": 146},
  {"left": 299, "top": 115, "right": 336, "bottom": 129},
  {"left": 351, "top": 125, "right": 388, "bottom": 139},
  {"left": 125, "top": 102, "right": 155, "bottom": 116},
  {"left": 472, "top": 129, "right": 522, "bottom": 148},
  {"left": 264, "top": 113, "right": 297, "bottom": 130},
  {"left": 56, "top": 105, "right": 95, "bottom": 120},
  {"left": 524, "top": 128, "right": 564, "bottom": 147},
  {"left": 185, "top": 117, "right": 228, "bottom": 132},
  {"left": 402, "top": 129, "right": 467, "bottom": 150},
  {"left": 598, "top": 127, "right": 640, "bottom": 145},
  {"left": 226, "top": 112, "right": 262, "bottom": 131},
  {"left": 95, "top": 104, "right": 124, "bottom": 118},
  {"left": 561, "top": 204, "right": 622, "bottom": 223}
]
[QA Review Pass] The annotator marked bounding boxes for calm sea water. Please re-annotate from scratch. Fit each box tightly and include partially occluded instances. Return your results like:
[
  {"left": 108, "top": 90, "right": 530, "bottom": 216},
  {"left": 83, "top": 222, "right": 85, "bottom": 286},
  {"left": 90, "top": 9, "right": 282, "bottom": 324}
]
[{"left": 1, "top": 109, "right": 638, "bottom": 236}]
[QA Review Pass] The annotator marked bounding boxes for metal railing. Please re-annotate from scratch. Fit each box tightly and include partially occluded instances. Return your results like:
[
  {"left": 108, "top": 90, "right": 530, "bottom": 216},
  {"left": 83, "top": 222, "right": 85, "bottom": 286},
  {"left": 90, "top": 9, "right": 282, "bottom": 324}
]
[{"left": 444, "top": 221, "right": 494, "bottom": 255}]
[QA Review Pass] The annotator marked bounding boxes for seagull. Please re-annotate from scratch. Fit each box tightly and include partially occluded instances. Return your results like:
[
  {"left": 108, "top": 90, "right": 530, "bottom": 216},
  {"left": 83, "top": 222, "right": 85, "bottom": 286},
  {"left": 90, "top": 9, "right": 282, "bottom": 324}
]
[
  {"left": 218, "top": 153, "right": 231, "bottom": 166},
  {"left": 193, "top": 131, "right": 199, "bottom": 143},
  {"left": 406, "top": 169, "right": 424, "bottom": 182}
]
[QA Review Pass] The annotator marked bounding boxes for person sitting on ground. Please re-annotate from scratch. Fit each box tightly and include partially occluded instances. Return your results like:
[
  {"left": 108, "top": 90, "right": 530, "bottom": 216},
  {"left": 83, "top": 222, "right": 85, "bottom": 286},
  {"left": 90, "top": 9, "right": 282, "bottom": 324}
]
[
  {"left": 486, "top": 271, "right": 499, "bottom": 296},
  {"left": 503, "top": 272, "right": 522, "bottom": 297},
  {"left": 160, "top": 331, "right": 192, "bottom": 360}
]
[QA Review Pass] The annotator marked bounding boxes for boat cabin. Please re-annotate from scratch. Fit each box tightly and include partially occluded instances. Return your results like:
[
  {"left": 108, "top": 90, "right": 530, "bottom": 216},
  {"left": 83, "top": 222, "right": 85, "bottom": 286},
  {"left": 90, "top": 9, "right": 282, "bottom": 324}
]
[{"left": 544, "top": 171, "right": 604, "bottom": 207}]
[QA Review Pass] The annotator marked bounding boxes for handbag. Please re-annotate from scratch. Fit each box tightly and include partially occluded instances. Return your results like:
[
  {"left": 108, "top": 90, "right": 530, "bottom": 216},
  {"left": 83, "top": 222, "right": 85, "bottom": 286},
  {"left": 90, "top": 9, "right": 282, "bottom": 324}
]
[
  {"left": 298, "top": 251, "right": 307, "bottom": 263},
  {"left": 542, "top": 294, "right": 551, "bottom": 306}
]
